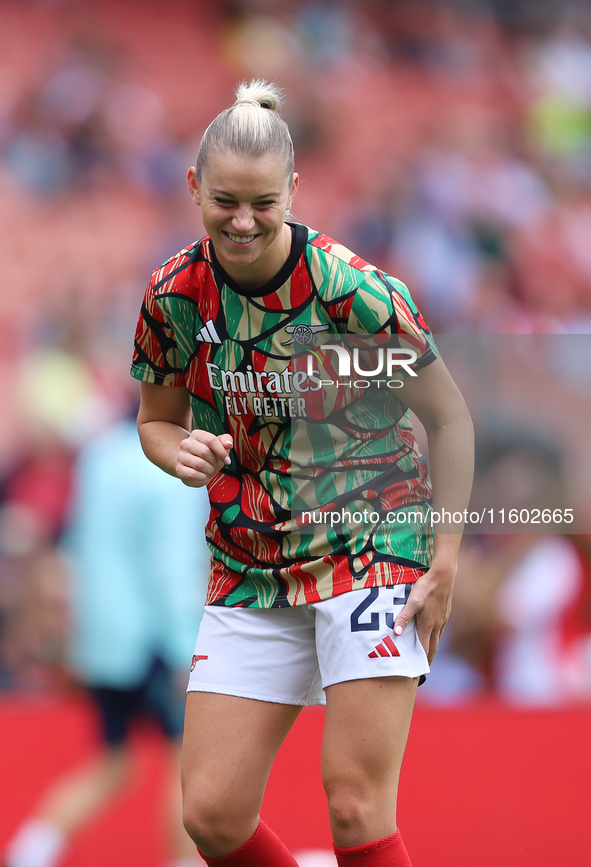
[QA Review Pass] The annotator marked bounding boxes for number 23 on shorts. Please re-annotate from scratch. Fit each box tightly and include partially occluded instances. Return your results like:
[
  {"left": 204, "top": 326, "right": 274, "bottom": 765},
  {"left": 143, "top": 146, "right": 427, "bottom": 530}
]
[{"left": 349, "top": 585, "right": 412, "bottom": 633}]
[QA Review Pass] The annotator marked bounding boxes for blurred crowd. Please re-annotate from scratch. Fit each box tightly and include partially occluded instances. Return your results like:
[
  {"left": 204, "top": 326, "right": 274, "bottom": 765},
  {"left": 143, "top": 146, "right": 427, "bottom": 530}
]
[{"left": 1, "top": 0, "right": 591, "bottom": 706}]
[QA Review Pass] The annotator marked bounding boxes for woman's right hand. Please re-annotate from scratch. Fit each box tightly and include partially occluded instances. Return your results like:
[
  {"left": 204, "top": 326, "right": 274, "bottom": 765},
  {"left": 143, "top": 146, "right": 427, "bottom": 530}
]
[{"left": 176, "top": 430, "right": 233, "bottom": 487}]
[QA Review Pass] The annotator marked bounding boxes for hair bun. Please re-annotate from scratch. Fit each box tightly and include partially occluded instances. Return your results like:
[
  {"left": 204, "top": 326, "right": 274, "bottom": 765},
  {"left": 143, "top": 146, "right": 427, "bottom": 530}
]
[
  {"left": 235, "top": 96, "right": 263, "bottom": 108},
  {"left": 234, "top": 79, "right": 283, "bottom": 112}
]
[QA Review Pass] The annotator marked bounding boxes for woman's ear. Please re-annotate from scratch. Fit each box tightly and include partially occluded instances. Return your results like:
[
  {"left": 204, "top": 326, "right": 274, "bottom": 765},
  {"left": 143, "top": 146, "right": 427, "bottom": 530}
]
[
  {"left": 289, "top": 172, "right": 299, "bottom": 206},
  {"left": 187, "top": 166, "right": 201, "bottom": 205}
]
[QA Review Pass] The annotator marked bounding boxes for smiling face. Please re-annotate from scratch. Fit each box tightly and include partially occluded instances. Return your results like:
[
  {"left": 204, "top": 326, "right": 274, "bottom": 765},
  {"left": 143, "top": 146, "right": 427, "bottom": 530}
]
[{"left": 188, "top": 149, "right": 299, "bottom": 289}]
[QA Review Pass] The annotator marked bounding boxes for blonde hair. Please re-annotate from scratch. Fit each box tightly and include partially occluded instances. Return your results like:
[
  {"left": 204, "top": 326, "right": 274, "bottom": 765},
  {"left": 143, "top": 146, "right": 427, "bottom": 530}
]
[{"left": 195, "top": 79, "right": 294, "bottom": 182}]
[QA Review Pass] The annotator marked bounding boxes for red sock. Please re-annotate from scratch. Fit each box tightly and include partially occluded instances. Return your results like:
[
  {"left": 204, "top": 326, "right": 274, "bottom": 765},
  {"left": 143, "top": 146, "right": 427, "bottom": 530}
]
[
  {"left": 197, "top": 820, "right": 298, "bottom": 866},
  {"left": 333, "top": 830, "right": 412, "bottom": 866}
]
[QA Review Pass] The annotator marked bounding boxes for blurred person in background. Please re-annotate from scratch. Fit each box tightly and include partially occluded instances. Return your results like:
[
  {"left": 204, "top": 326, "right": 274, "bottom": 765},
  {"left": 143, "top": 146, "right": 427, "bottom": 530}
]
[
  {"left": 0, "top": 334, "right": 128, "bottom": 692},
  {"left": 2, "top": 414, "right": 209, "bottom": 867},
  {"left": 494, "top": 533, "right": 590, "bottom": 704},
  {"left": 424, "top": 531, "right": 591, "bottom": 705},
  {"left": 420, "top": 433, "right": 591, "bottom": 704}
]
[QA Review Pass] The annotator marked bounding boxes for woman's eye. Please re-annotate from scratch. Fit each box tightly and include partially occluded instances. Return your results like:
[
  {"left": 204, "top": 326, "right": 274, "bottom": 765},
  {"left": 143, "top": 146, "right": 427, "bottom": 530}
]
[
  {"left": 215, "top": 198, "right": 234, "bottom": 206},
  {"left": 256, "top": 201, "right": 274, "bottom": 208}
]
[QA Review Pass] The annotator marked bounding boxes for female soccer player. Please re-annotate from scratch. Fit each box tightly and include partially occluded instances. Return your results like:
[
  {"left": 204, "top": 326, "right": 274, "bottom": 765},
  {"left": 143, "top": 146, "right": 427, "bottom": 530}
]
[{"left": 131, "top": 80, "right": 474, "bottom": 867}]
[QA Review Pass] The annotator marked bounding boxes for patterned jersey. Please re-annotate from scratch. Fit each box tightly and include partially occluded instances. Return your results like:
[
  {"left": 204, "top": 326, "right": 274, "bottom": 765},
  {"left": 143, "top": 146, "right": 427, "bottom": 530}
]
[{"left": 131, "top": 223, "right": 439, "bottom": 608}]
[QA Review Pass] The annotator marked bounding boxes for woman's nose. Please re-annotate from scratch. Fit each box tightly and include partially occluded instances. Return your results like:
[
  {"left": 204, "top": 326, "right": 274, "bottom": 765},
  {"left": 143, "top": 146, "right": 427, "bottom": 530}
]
[{"left": 231, "top": 206, "right": 256, "bottom": 232}]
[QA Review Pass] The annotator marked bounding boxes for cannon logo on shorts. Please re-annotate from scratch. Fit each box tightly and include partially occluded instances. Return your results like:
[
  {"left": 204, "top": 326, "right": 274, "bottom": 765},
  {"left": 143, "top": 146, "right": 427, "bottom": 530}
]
[{"left": 190, "top": 654, "right": 208, "bottom": 670}]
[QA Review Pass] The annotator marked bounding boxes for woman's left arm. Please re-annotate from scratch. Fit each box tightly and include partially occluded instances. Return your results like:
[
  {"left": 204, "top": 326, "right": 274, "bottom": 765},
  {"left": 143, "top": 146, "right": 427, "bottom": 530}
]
[{"left": 392, "top": 356, "right": 475, "bottom": 663}]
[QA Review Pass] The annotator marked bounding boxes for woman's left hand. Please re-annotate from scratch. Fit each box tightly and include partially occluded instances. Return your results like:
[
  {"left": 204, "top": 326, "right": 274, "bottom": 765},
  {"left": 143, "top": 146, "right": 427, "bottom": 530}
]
[{"left": 392, "top": 563, "right": 456, "bottom": 664}]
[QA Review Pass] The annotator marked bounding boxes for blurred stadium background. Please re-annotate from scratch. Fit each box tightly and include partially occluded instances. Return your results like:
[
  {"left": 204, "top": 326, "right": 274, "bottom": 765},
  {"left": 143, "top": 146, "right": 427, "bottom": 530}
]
[{"left": 1, "top": 0, "right": 591, "bottom": 864}]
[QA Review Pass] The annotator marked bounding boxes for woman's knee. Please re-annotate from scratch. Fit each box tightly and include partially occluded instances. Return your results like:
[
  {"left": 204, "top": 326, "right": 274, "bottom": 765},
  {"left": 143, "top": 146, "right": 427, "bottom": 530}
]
[
  {"left": 325, "top": 785, "right": 374, "bottom": 835},
  {"left": 324, "top": 773, "right": 398, "bottom": 842},
  {"left": 182, "top": 785, "right": 257, "bottom": 854}
]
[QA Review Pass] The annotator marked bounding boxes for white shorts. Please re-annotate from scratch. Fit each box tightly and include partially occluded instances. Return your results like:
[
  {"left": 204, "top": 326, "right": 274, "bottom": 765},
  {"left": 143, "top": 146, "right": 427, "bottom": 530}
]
[{"left": 187, "top": 585, "right": 430, "bottom": 706}]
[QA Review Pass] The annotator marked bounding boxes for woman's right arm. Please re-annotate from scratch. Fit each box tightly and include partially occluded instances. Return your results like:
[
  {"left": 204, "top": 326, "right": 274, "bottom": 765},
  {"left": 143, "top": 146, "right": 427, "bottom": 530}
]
[{"left": 137, "top": 382, "right": 233, "bottom": 488}]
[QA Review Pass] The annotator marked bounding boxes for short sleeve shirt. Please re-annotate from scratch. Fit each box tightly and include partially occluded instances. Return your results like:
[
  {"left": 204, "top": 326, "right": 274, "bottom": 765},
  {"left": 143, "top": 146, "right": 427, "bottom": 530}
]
[{"left": 131, "top": 223, "right": 438, "bottom": 608}]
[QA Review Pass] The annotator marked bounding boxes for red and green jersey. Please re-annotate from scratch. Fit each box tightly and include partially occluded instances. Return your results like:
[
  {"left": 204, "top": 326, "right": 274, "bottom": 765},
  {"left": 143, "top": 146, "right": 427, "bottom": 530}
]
[{"left": 131, "top": 223, "right": 438, "bottom": 608}]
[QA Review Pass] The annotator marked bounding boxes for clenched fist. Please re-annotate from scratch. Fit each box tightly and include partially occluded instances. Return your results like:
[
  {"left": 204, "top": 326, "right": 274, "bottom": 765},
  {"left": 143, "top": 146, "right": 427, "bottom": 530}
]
[{"left": 176, "top": 430, "right": 233, "bottom": 487}]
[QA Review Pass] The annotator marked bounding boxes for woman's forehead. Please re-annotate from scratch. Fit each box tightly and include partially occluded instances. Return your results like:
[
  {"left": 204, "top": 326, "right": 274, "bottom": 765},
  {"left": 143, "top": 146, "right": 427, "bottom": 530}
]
[{"left": 202, "top": 149, "right": 290, "bottom": 192}]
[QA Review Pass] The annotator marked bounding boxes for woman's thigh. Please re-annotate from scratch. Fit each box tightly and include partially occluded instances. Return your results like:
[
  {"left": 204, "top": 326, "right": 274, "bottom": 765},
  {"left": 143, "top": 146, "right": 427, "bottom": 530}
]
[
  {"left": 322, "top": 676, "right": 418, "bottom": 846},
  {"left": 182, "top": 691, "right": 301, "bottom": 818}
]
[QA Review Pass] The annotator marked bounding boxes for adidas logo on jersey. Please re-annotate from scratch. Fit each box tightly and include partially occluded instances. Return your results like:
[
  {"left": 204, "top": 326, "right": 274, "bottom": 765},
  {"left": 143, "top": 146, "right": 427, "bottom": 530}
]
[
  {"left": 368, "top": 636, "right": 400, "bottom": 658},
  {"left": 196, "top": 319, "right": 222, "bottom": 343}
]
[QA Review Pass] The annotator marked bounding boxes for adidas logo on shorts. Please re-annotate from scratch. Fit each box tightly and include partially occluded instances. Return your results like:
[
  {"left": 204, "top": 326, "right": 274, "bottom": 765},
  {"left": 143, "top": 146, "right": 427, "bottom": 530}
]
[{"left": 368, "top": 636, "right": 400, "bottom": 658}]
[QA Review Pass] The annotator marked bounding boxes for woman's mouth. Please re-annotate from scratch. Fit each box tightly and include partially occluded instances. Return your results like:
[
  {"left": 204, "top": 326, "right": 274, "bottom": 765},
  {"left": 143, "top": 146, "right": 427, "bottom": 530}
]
[{"left": 224, "top": 232, "right": 258, "bottom": 245}]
